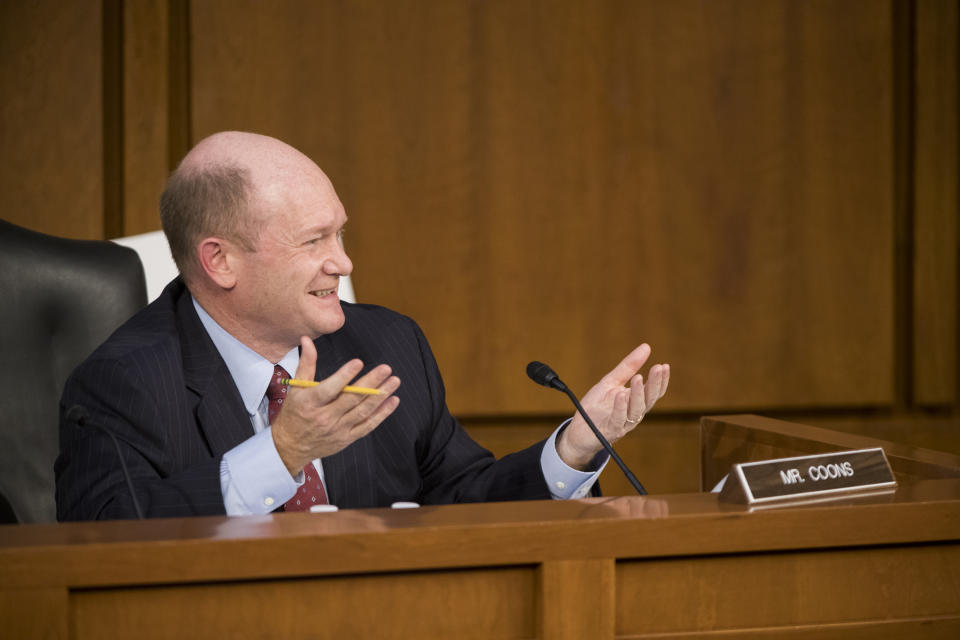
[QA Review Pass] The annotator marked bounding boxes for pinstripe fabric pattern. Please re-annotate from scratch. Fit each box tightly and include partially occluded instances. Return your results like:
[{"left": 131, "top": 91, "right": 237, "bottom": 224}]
[{"left": 55, "top": 279, "right": 551, "bottom": 520}]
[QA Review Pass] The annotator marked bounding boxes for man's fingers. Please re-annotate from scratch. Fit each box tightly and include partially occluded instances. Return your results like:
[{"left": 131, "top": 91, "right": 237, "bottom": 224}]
[
  {"left": 645, "top": 364, "right": 671, "bottom": 412},
  {"left": 295, "top": 336, "right": 318, "bottom": 382},
  {"left": 344, "top": 374, "right": 401, "bottom": 420},
  {"left": 659, "top": 364, "right": 671, "bottom": 399},
  {"left": 327, "top": 364, "right": 396, "bottom": 409},
  {"left": 644, "top": 366, "right": 663, "bottom": 411},
  {"left": 311, "top": 357, "right": 366, "bottom": 403},
  {"left": 350, "top": 363, "right": 395, "bottom": 393},
  {"left": 628, "top": 373, "right": 646, "bottom": 421},
  {"left": 349, "top": 393, "right": 401, "bottom": 439},
  {"left": 602, "top": 344, "right": 651, "bottom": 387},
  {"left": 609, "top": 387, "right": 629, "bottom": 430},
  {"left": 334, "top": 369, "right": 402, "bottom": 433}
]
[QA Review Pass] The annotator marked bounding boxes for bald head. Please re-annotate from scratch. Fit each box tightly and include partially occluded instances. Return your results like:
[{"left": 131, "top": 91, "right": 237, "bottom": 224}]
[
  {"left": 179, "top": 131, "right": 323, "bottom": 190},
  {"left": 160, "top": 131, "right": 334, "bottom": 284}
]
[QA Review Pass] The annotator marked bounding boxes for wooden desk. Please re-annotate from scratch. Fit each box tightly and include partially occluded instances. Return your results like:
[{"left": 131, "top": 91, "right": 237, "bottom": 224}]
[{"left": 2, "top": 415, "right": 959, "bottom": 639}]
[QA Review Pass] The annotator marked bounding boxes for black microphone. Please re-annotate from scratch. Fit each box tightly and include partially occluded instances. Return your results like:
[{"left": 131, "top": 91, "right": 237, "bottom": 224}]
[
  {"left": 66, "top": 405, "right": 145, "bottom": 519},
  {"left": 526, "top": 361, "right": 647, "bottom": 495}
]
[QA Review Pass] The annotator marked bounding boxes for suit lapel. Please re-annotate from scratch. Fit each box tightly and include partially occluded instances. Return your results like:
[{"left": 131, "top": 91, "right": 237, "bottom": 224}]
[
  {"left": 174, "top": 284, "right": 252, "bottom": 457},
  {"left": 171, "top": 288, "right": 378, "bottom": 504}
]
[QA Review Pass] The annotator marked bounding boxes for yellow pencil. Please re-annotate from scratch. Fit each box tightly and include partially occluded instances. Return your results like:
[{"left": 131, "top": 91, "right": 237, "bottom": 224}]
[
  {"left": 342, "top": 385, "right": 384, "bottom": 396},
  {"left": 279, "top": 378, "right": 384, "bottom": 395}
]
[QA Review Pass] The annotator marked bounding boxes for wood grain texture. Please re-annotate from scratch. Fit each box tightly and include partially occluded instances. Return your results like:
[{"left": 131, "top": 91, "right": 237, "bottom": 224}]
[
  {"left": 73, "top": 567, "right": 536, "bottom": 640},
  {"left": 616, "top": 545, "right": 960, "bottom": 636},
  {"left": 614, "top": 618, "right": 960, "bottom": 640},
  {"left": 540, "top": 559, "right": 614, "bottom": 640},
  {"left": 2, "top": 482, "right": 958, "bottom": 590},
  {"left": 913, "top": 0, "right": 959, "bottom": 406},
  {"left": 1, "top": 417, "right": 959, "bottom": 639},
  {"left": 122, "top": 0, "right": 170, "bottom": 236},
  {"left": 0, "top": 587, "right": 67, "bottom": 640},
  {"left": 700, "top": 414, "right": 960, "bottom": 492},
  {"left": 2, "top": 0, "right": 956, "bottom": 428},
  {"left": 803, "top": 412, "right": 960, "bottom": 456},
  {"left": 463, "top": 416, "right": 702, "bottom": 496},
  {"left": 103, "top": 0, "right": 122, "bottom": 239},
  {"left": 187, "top": 0, "right": 897, "bottom": 414},
  {"left": 0, "top": 1, "right": 103, "bottom": 239},
  {"left": 465, "top": 411, "right": 960, "bottom": 499}
]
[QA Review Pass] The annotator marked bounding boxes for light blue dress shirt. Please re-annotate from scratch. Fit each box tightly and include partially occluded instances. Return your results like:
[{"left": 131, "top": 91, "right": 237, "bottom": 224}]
[{"left": 192, "top": 297, "right": 606, "bottom": 515}]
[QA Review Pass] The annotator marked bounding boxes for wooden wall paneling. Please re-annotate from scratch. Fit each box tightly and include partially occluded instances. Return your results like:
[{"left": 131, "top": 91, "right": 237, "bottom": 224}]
[
  {"left": 188, "top": 0, "right": 478, "bottom": 320},
  {"left": 188, "top": 1, "right": 896, "bottom": 414},
  {"left": 103, "top": 0, "right": 122, "bottom": 239},
  {"left": 575, "top": 0, "right": 896, "bottom": 413},
  {"left": 188, "top": 0, "right": 480, "bottom": 360},
  {"left": 804, "top": 412, "right": 960, "bottom": 456},
  {"left": 436, "top": 0, "right": 895, "bottom": 413},
  {"left": 913, "top": 0, "right": 959, "bottom": 406},
  {"left": 464, "top": 416, "right": 702, "bottom": 496},
  {"left": 0, "top": 0, "right": 104, "bottom": 240},
  {"left": 121, "top": 0, "right": 172, "bottom": 237},
  {"left": 167, "top": 0, "right": 191, "bottom": 174}
]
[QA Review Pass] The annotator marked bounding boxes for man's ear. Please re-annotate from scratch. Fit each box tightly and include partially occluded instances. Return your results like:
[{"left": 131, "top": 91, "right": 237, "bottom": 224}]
[{"left": 197, "top": 237, "right": 238, "bottom": 289}]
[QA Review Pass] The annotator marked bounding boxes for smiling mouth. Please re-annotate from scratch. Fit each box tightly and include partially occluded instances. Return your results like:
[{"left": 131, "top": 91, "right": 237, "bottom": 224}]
[{"left": 309, "top": 288, "right": 337, "bottom": 298}]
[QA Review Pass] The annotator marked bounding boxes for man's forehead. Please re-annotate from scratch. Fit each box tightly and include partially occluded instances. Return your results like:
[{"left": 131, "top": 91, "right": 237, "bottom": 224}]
[
  {"left": 257, "top": 167, "right": 340, "bottom": 211},
  {"left": 256, "top": 179, "right": 346, "bottom": 233}
]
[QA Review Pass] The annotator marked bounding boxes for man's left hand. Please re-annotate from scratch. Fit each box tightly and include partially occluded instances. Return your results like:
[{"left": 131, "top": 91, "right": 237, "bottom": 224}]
[{"left": 555, "top": 344, "right": 670, "bottom": 470}]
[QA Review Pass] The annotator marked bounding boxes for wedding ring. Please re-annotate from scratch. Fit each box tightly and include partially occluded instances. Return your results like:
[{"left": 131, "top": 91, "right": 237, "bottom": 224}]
[{"left": 625, "top": 417, "right": 640, "bottom": 425}]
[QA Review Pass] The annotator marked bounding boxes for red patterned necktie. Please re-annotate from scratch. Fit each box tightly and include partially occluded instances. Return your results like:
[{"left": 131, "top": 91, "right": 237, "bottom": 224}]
[{"left": 267, "top": 365, "right": 329, "bottom": 510}]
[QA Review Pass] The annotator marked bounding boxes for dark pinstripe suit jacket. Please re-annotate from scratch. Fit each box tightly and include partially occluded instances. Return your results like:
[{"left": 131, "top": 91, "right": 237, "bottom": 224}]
[{"left": 55, "top": 279, "right": 550, "bottom": 520}]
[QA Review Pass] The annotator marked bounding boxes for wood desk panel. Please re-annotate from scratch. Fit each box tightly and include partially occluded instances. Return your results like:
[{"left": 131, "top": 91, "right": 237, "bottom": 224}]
[
  {"left": 73, "top": 566, "right": 536, "bottom": 640},
  {"left": 617, "top": 544, "right": 960, "bottom": 637},
  {"left": 2, "top": 416, "right": 958, "bottom": 639}
]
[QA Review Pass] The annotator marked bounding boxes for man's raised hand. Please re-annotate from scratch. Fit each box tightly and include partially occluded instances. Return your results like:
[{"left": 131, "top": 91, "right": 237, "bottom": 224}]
[
  {"left": 556, "top": 344, "right": 670, "bottom": 470},
  {"left": 271, "top": 336, "right": 401, "bottom": 476}
]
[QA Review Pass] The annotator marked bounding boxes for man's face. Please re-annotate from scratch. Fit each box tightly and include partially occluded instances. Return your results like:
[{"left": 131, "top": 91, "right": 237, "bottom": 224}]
[{"left": 232, "top": 169, "right": 354, "bottom": 352}]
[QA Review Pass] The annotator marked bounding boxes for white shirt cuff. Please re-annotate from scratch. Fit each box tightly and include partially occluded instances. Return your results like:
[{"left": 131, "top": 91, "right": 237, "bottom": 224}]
[
  {"left": 540, "top": 419, "right": 610, "bottom": 499},
  {"left": 220, "top": 427, "right": 300, "bottom": 515}
]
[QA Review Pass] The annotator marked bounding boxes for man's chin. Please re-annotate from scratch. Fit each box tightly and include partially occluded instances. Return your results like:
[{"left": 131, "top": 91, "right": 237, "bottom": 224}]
[{"left": 309, "top": 308, "right": 346, "bottom": 337}]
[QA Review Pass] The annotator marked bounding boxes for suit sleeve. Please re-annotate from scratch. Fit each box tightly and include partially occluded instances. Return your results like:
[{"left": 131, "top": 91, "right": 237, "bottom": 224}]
[
  {"left": 55, "top": 356, "right": 225, "bottom": 521},
  {"left": 407, "top": 320, "right": 553, "bottom": 504}
]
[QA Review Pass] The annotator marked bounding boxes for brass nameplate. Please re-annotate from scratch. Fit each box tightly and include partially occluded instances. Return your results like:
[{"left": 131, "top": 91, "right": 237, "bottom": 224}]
[{"left": 719, "top": 448, "right": 897, "bottom": 505}]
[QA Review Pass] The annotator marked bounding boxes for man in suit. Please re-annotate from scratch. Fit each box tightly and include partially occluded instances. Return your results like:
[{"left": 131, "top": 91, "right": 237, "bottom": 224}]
[{"left": 56, "top": 131, "right": 669, "bottom": 520}]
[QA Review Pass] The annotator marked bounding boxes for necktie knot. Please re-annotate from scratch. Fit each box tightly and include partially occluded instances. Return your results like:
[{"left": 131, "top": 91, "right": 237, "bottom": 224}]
[{"left": 267, "top": 365, "right": 289, "bottom": 401}]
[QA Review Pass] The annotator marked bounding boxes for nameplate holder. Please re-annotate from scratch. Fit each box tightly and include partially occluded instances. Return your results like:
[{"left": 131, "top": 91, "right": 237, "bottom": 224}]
[{"left": 719, "top": 448, "right": 897, "bottom": 505}]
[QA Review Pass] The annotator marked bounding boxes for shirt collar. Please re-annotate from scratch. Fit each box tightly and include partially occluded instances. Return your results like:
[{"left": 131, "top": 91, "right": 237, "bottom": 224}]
[{"left": 192, "top": 296, "right": 300, "bottom": 416}]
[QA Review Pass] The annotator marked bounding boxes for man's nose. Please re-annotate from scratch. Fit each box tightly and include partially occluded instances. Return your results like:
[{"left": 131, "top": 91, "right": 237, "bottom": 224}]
[{"left": 324, "top": 243, "right": 353, "bottom": 276}]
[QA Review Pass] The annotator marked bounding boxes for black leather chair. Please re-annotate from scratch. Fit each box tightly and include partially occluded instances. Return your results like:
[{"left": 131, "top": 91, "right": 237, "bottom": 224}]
[{"left": 0, "top": 219, "right": 147, "bottom": 523}]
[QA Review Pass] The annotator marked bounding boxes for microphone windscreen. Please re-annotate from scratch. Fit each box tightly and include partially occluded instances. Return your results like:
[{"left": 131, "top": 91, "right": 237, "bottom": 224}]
[{"left": 526, "top": 361, "right": 558, "bottom": 388}]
